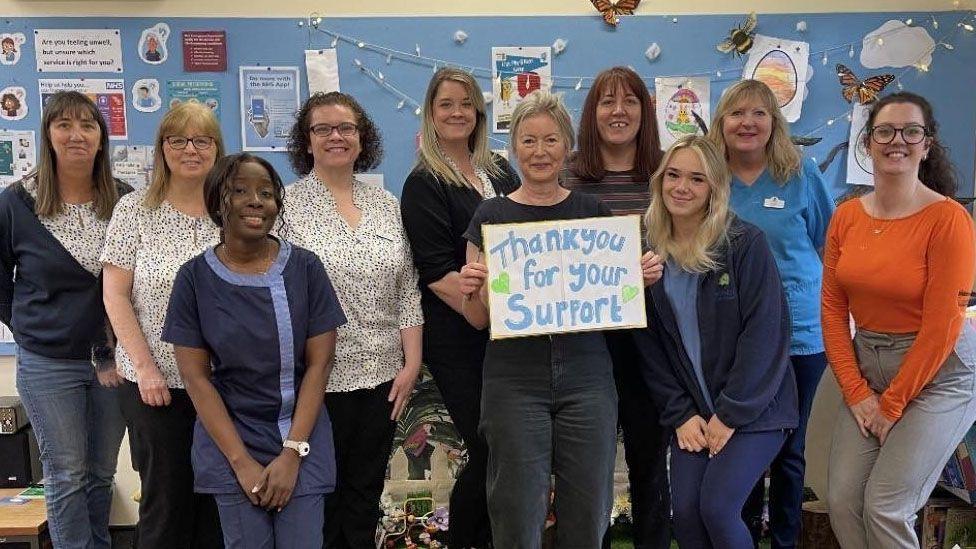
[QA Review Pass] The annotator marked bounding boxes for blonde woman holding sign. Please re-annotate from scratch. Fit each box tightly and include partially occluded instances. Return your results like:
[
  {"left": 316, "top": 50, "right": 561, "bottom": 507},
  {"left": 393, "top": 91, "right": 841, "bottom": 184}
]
[
  {"left": 458, "top": 90, "right": 657, "bottom": 547},
  {"left": 633, "top": 135, "right": 797, "bottom": 549}
]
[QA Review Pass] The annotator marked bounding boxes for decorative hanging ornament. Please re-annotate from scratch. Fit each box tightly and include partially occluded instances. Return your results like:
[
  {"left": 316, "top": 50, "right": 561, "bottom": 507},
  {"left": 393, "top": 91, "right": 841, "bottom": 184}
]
[
  {"left": 415, "top": 44, "right": 421, "bottom": 56},
  {"left": 575, "top": 78, "right": 583, "bottom": 91},
  {"left": 331, "top": 36, "right": 339, "bottom": 48},
  {"left": 644, "top": 42, "right": 661, "bottom": 61},
  {"left": 482, "top": 91, "right": 493, "bottom": 105},
  {"left": 590, "top": 0, "right": 640, "bottom": 27},
  {"left": 795, "top": 20, "right": 807, "bottom": 32},
  {"left": 453, "top": 30, "right": 468, "bottom": 44},
  {"left": 397, "top": 100, "right": 405, "bottom": 110},
  {"left": 717, "top": 12, "right": 758, "bottom": 57},
  {"left": 835, "top": 64, "right": 895, "bottom": 104},
  {"left": 386, "top": 54, "right": 392, "bottom": 64},
  {"left": 552, "top": 38, "right": 568, "bottom": 55}
]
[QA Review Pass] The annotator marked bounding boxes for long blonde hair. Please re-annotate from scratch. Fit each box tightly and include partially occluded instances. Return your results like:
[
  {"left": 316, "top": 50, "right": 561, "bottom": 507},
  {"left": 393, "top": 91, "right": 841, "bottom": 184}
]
[
  {"left": 708, "top": 80, "right": 800, "bottom": 184},
  {"left": 144, "top": 102, "right": 225, "bottom": 208},
  {"left": 644, "top": 135, "right": 733, "bottom": 273},
  {"left": 416, "top": 68, "right": 501, "bottom": 187}
]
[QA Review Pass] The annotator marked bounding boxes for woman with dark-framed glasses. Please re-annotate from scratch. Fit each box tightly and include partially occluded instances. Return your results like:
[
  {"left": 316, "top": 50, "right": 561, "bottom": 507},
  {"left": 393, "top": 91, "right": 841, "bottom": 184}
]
[
  {"left": 823, "top": 92, "right": 976, "bottom": 548},
  {"left": 284, "top": 91, "right": 423, "bottom": 547},
  {"left": 102, "top": 101, "right": 226, "bottom": 548}
]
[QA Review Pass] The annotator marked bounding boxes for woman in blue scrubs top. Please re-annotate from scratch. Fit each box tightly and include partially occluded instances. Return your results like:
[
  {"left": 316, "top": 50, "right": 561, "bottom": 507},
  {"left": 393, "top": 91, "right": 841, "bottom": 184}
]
[{"left": 162, "top": 153, "right": 347, "bottom": 548}]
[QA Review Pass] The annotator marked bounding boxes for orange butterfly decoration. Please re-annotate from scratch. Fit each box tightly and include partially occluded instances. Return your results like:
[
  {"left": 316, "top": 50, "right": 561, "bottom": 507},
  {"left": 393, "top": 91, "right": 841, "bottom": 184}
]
[
  {"left": 835, "top": 64, "right": 896, "bottom": 104},
  {"left": 591, "top": 0, "right": 640, "bottom": 26}
]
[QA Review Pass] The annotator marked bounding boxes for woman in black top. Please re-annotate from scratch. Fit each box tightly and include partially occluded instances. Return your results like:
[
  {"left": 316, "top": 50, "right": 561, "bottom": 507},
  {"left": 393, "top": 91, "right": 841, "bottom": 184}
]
[
  {"left": 400, "top": 67, "right": 519, "bottom": 548},
  {"left": 458, "top": 90, "right": 658, "bottom": 547},
  {"left": 0, "top": 91, "right": 128, "bottom": 549}
]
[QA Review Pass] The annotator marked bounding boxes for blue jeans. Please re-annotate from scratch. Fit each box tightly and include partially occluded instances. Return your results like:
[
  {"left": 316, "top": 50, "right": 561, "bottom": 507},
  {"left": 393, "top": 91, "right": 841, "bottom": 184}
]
[
  {"left": 15, "top": 347, "right": 125, "bottom": 549},
  {"left": 671, "top": 430, "right": 787, "bottom": 549},
  {"left": 743, "top": 352, "right": 827, "bottom": 548}
]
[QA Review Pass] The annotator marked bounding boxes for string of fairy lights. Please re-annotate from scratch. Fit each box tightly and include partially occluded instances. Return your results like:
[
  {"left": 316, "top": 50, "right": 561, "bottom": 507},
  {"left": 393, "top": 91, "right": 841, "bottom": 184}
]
[{"left": 298, "top": 10, "right": 976, "bottom": 145}]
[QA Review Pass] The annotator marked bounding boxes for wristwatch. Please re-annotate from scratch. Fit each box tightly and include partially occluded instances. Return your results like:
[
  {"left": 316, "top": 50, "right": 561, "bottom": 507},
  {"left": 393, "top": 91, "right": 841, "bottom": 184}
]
[{"left": 283, "top": 440, "right": 310, "bottom": 457}]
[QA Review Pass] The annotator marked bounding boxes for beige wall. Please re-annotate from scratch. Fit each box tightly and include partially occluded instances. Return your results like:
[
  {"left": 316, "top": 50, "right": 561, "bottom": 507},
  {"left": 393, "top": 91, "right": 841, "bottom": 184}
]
[{"left": 2, "top": 0, "right": 969, "bottom": 17}]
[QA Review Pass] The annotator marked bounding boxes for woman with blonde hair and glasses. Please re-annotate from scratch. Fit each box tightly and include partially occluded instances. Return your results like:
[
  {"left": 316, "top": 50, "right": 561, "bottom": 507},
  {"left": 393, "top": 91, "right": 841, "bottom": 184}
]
[
  {"left": 633, "top": 135, "right": 797, "bottom": 549},
  {"left": 400, "top": 67, "right": 519, "bottom": 548},
  {"left": 708, "top": 79, "right": 834, "bottom": 548},
  {"left": 102, "top": 102, "right": 225, "bottom": 548}
]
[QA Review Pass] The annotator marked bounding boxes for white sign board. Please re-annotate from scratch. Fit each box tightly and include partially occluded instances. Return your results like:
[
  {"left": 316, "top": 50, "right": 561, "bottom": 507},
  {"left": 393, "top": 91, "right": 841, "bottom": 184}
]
[
  {"left": 34, "top": 29, "right": 123, "bottom": 73},
  {"left": 482, "top": 215, "right": 646, "bottom": 339}
]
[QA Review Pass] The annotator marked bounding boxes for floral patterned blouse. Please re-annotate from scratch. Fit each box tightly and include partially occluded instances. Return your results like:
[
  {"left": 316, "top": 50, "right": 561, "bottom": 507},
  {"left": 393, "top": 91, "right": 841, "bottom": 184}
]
[
  {"left": 100, "top": 188, "right": 219, "bottom": 388},
  {"left": 284, "top": 172, "right": 423, "bottom": 392}
]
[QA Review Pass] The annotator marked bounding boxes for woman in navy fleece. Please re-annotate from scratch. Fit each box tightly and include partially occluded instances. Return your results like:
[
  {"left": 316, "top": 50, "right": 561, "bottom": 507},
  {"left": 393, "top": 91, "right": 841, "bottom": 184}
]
[{"left": 633, "top": 135, "right": 797, "bottom": 549}]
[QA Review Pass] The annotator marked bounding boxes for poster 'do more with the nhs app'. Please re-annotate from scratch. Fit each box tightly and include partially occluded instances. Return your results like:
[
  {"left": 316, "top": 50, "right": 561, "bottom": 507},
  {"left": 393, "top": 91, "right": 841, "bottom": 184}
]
[{"left": 482, "top": 215, "right": 646, "bottom": 339}]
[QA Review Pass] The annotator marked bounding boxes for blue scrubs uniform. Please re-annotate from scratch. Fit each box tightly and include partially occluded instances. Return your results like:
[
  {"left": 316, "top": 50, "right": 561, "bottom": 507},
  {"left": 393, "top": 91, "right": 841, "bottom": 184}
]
[{"left": 162, "top": 239, "right": 346, "bottom": 548}]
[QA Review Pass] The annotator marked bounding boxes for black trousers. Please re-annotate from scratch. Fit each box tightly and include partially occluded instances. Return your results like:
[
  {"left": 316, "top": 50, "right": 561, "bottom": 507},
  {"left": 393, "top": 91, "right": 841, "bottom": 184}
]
[
  {"left": 426, "top": 361, "right": 491, "bottom": 548},
  {"left": 603, "top": 331, "right": 672, "bottom": 549},
  {"left": 117, "top": 381, "right": 222, "bottom": 549},
  {"left": 324, "top": 380, "right": 397, "bottom": 549}
]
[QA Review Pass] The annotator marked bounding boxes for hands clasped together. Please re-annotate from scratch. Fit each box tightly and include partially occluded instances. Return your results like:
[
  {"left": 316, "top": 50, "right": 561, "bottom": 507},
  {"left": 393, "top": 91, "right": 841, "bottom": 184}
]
[
  {"left": 676, "top": 414, "right": 736, "bottom": 458},
  {"left": 849, "top": 393, "right": 895, "bottom": 445}
]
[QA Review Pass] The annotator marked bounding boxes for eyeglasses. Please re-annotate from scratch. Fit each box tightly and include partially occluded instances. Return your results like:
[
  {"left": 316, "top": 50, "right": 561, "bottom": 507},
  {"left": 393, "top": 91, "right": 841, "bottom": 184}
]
[
  {"left": 868, "top": 124, "right": 929, "bottom": 145},
  {"left": 310, "top": 123, "right": 358, "bottom": 137},
  {"left": 164, "top": 136, "right": 216, "bottom": 150}
]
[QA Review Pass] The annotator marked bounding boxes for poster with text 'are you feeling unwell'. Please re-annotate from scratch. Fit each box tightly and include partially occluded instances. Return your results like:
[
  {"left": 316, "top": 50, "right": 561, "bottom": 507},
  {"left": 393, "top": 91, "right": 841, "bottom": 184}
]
[{"left": 482, "top": 215, "right": 646, "bottom": 339}]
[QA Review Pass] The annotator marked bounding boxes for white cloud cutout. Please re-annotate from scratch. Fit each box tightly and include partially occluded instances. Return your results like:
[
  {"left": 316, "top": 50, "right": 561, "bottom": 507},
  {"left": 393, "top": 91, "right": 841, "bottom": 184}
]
[{"left": 860, "top": 20, "right": 934, "bottom": 69}]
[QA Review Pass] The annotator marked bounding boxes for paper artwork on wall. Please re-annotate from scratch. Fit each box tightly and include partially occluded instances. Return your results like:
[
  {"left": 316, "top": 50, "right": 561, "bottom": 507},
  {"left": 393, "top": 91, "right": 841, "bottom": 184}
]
[
  {"left": 860, "top": 20, "right": 935, "bottom": 69},
  {"left": 835, "top": 64, "right": 894, "bottom": 105},
  {"left": 131, "top": 79, "right": 161, "bottom": 113},
  {"left": 167, "top": 79, "right": 220, "bottom": 119},
  {"left": 654, "top": 76, "right": 710, "bottom": 149},
  {"left": 305, "top": 49, "right": 340, "bottom": 95},
  {"left": 743, "top": 34, "right": 809, "bottom": 123},
  {"left": 239, "top": 66, "right": 301, "bottom": 151},
  {"left": 491, "top": 46, "right": 552, "bottom": 133},
  {"left": 138, "top": 23, "right": 170, "bottom": 65},
  {"left": 846, "top": 103, "right": 874, "bottom": 186},
  {"left": 0, "top": 33, "right": 26, "bottom": 66},
  {"left": 0, "top": 87, "right": 28, "bottom": 121},
  {"left": 111, "top": 145, "right": 155, "bottom": 190},
  {"left": 34, "top": 29, "right": 123, "bottom": 73},
  {"left": 0, "top": 130, "right": 35, "bottom": 186},
  {"left": 39, "top": 79, "right": 128, "bottom": 139}
]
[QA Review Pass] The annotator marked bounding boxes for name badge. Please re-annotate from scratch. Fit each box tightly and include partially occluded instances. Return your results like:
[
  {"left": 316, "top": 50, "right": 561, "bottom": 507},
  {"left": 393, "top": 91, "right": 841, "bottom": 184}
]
[{"left": 763, "top": 196, "right": 785, "bottom": 209}]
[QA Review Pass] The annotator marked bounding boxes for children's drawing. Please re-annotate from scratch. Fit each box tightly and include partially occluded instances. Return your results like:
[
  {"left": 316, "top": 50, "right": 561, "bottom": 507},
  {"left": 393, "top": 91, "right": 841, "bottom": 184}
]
[
  {"left": 655, "top": 76, "right": 710, "bottom": 149},
  {"left": 744, "top": 35, "right": 809, "bottom": 123}
]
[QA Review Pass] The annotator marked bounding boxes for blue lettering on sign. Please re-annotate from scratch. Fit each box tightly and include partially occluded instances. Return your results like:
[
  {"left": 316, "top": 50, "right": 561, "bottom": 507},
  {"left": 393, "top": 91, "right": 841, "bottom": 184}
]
[
  {"left": 488, "top": 229, "right": 626, "bottom": 269},
  {"left": 503, "top": 294, "right": 624, "bottom": 331}
]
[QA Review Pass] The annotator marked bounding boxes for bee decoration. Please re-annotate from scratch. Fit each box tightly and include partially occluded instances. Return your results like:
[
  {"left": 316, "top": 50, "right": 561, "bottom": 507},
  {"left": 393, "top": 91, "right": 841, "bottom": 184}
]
[
  {"left": 717, "top": 12, "right": 758, "bottom": 57},
  {"left": 591, "top": 0, "right": 640, "bottom": 27}
]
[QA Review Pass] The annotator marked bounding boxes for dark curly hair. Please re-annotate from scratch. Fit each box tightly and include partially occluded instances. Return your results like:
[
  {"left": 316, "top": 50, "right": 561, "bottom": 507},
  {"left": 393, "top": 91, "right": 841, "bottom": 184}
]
[
  {"left": 287, "top": 92, "right": 383, "bottom": 175},
  {"left": 204, "top": 153, "right": 287, "bottom": 238},
  {"left": 863, "top": 92, "right": 957, "bottom": 197}
]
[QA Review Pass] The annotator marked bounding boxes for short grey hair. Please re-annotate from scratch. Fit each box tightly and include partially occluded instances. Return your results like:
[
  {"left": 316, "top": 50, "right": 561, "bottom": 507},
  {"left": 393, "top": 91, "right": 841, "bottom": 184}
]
[{"left": 508, "top": 90, "right": 575, "bottom": 153}]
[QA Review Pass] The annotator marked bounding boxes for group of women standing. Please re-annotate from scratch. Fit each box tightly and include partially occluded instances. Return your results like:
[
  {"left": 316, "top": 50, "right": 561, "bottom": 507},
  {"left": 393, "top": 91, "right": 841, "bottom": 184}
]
[{"left": 1, "top": 63, "right": 973, "bottom": 549}]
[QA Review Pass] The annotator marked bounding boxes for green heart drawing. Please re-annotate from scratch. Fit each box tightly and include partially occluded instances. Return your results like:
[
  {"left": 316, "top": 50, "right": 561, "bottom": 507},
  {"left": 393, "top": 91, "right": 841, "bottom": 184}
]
[
  {"left": 621, "top": 285, "right": 639, "bottom": 304},
  {"left": 490, "top": 272, "right": 511, "bottom": 294}
]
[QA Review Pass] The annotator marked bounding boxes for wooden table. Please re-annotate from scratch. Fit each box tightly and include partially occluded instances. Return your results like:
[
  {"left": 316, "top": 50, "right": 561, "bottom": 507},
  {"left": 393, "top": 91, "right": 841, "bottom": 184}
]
[{"left": 0, "top": 488, "right": 49, "bottom": 548}]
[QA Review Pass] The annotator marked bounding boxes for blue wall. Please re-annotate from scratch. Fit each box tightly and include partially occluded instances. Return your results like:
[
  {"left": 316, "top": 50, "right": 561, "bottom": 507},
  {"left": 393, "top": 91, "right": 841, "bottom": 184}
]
[{"left": 1, "top": 13, "right": 974, "bottom": 200}]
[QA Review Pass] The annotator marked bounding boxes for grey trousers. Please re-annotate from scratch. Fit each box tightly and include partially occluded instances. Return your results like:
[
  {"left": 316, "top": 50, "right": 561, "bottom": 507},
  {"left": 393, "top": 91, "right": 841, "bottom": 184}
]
[
  {"left": 480, "top": 333, "right": 618, "bottom": 549},
  {"left": 827, "top": 326, "right": 976, "bottom": 549}
]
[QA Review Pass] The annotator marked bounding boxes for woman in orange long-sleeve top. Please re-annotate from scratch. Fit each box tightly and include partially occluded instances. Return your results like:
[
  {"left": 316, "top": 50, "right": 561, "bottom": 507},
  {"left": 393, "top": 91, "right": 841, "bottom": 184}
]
[{"left": 823, "top": 92, "right": 976, "bottom": 549}]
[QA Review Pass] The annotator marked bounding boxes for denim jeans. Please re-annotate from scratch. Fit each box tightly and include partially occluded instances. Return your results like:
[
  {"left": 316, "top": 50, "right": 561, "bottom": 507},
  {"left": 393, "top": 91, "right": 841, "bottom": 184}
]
[
  {"left": 480, "top": 333, "right": 618, "bottom": 548},
  {"left": 15, "top": 347, "right": 125, "bottom": 549}
]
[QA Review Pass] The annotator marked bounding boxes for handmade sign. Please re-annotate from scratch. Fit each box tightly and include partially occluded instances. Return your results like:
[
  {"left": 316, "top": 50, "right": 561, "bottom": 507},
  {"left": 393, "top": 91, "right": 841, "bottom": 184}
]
[{"left": 482, "top": 215, "right": 646, "bottom": 339}]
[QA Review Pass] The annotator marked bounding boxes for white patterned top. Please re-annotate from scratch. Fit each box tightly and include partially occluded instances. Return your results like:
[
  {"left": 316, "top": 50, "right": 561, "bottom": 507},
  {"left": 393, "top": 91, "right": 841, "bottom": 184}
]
[
  {"left": 285, "top": 172, "right": 424, "bottom": 392},
  {"left": 22, "top": 175, "right": 107, "bottom": 277},
  {"left": 100, "top": 188, "right": 220, "bottom": 388}
]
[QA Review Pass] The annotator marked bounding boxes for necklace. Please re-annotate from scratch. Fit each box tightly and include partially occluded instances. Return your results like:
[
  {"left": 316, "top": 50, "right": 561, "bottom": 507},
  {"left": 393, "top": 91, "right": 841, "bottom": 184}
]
[
  {"left": 218, "top": 239, "right": 276, "bottom": 274},
  {"left": 865, "top": 184, "right": 920, "bottom": 236},
  {"left": 439, "top": 144, "right": 494, "bottom": 199}
]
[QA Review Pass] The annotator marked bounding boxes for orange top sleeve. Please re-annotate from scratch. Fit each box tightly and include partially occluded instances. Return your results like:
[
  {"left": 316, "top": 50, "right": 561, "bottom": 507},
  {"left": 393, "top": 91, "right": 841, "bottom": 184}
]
[{"left": 821, "top": 198, "right": 975, "bottom": 421}]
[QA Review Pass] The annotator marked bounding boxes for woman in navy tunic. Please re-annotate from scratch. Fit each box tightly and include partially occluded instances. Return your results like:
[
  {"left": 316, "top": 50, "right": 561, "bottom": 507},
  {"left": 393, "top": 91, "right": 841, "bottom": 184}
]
[{"left": 162, "top": 153, "right": 346, "bottom": 548}]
